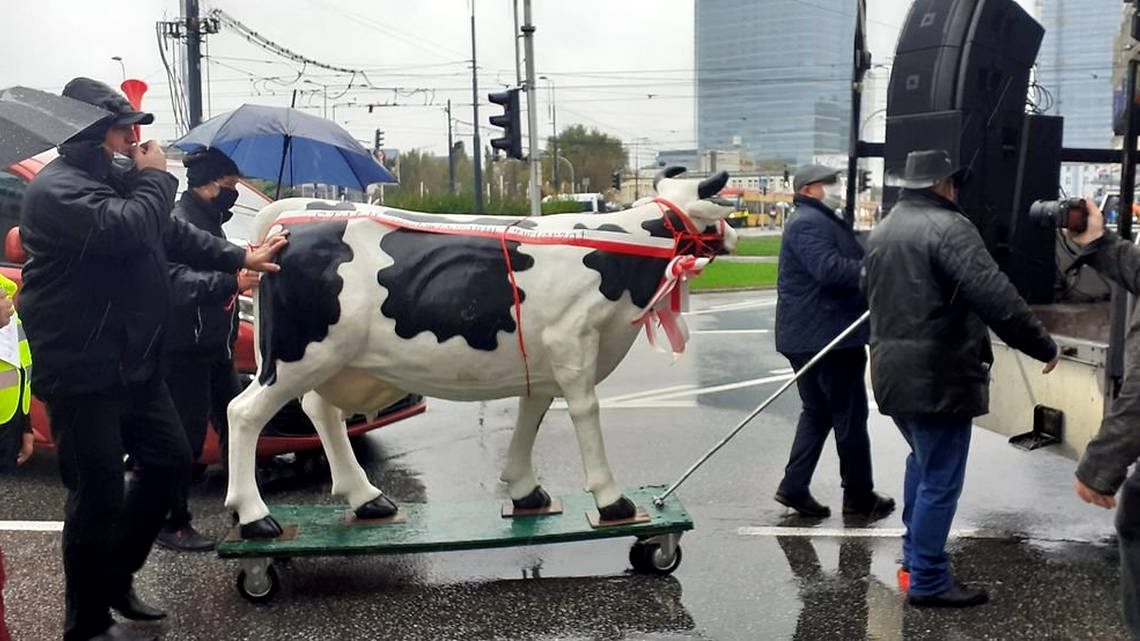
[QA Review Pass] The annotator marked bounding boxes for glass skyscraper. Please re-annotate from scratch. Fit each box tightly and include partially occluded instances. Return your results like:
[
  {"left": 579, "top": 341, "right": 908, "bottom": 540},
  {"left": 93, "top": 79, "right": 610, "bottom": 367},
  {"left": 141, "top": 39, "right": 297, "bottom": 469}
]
[
  {"left": 1036, "top": 1, "right": 1118, "bottom": 148},
  {"left": 695, "top": 0, "right": 855, "bottom": 165}
]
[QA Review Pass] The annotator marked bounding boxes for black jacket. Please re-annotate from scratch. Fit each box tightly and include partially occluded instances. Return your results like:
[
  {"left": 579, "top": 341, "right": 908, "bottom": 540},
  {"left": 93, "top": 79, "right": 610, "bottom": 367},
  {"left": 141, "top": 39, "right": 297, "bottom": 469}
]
[
  {"left": 775, "top": 195, "right": 868, "bottom": 355},
  {"left": 861, "top": 190, "right": 1056, "bottom": 418},
  {"left": 164, "top": 190, "right": 240, "bottom": 360},
  {"left": 1075, "top": 232, "right": 1140, "bottom": 494},
  {"left": 19, "top": 140, "right": 247, "bottom": 399}
]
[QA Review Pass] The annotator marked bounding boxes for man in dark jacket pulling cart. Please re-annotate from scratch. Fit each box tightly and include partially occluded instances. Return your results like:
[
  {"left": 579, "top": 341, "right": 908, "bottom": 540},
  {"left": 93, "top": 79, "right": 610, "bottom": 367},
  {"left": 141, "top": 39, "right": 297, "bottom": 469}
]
[
  {"left": 862, "top": 149, "right": 1058, "bottom": 608},
  {"left": 773, "top": 164, "right": 894, "bottom": 519},
  {"left": 158, "top": 148, "right": 258, "bottom": 553},
  {"left": 19, "top": 77, "right": 286, "bottom": 641}
]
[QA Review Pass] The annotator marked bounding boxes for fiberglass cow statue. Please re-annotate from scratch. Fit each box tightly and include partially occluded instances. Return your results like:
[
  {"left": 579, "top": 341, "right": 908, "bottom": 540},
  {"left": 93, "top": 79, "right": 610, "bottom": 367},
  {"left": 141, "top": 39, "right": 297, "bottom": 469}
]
[{"left": 226, "top": 167, "right": 737, "bottom": 538}]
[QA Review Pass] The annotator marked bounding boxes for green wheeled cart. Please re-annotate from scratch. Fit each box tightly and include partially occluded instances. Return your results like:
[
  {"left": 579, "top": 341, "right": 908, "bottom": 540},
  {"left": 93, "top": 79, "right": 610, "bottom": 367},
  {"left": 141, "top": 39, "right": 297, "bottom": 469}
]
[{"left": 217, "top": 484, "right": 693, "bottom": 603}]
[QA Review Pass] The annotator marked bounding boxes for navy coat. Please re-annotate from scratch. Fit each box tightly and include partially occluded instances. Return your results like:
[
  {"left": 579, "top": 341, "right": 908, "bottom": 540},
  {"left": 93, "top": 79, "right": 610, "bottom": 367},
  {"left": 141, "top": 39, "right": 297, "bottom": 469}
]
[{"left": 774, "top": 195, "right": 868, "bottom": 356}]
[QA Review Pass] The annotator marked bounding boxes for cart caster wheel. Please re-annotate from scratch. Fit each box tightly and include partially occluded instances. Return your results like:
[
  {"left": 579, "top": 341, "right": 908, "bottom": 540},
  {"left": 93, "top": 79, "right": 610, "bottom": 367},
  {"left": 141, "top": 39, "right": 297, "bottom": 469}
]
[
  {"left": 629, "top": 541, "right": 682, "bottom": 575},
  {"left": 236, "top": 563, "right": 280, "bottom": 604}
]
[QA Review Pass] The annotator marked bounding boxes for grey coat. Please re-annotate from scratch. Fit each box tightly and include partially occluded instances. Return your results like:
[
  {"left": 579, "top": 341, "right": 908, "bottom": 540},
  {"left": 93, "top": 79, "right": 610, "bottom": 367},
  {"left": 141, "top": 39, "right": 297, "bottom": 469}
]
[{"left": 1076, "top": 231, "right": 1140, "bottom": 494}]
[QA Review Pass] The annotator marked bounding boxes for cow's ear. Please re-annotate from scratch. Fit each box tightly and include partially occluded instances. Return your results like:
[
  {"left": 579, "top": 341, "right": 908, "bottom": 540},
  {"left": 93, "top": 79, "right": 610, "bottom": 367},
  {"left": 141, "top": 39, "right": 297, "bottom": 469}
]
[{"left": 687, "top": 199, "right": 733, "bottom": 222}]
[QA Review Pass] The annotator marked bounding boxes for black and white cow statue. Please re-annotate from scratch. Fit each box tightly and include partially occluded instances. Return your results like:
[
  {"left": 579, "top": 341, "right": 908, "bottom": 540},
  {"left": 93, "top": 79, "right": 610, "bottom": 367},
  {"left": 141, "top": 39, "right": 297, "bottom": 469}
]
[{"left": 226, "top": 167, "right": 737, "bottom": 538}]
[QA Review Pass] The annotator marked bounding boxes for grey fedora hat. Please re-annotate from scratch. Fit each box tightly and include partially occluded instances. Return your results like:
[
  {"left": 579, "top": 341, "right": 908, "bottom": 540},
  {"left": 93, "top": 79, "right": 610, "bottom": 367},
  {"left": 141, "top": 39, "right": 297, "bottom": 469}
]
[{"left": 886, "top": 149, "right": 961, "bottom": 190}]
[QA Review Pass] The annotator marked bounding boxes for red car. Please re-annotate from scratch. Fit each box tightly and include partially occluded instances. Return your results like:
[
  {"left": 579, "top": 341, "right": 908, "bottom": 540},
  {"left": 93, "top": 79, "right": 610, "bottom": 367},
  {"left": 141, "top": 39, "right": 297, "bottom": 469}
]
[{"left": 0, "top": 153, "right": 425, "bottom": 465}]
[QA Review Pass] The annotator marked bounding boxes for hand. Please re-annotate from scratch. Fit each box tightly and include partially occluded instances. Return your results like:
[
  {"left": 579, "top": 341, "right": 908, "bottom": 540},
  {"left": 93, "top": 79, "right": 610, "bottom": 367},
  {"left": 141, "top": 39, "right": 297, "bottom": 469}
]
[
  {"left": 1075, "top": 478, "right": 1116, "bottom": 509},
  {"left": 17, "top": 431, "right": 33, "bottom": 465},
  {"left": 132, "top": 140, "right": 167, "bottom": 172},
  {"left": 236, "top": 269, "right": 261, "bottom": 294},
  {"left": 1042, "top": 353, "right": 1060, "bottom": 374},
  {"left": 0, "top": 292, "right": 14, "bottom": 329},
  {"left": 244, "top": 232, "right": 289, "bottom": 273},
  {"left": 1066, "top": 197, "right": 1105, "bottom": 246}
]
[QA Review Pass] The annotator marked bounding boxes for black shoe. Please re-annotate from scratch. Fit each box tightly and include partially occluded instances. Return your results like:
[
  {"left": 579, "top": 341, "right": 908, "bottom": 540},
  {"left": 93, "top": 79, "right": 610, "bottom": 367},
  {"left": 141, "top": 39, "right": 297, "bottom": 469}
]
[
  {"left": 110, "top": 588, "right": 167, "bottom": 621},
  {"left": 843, "top": 491, "right": 896, "bottom": 518},
  {"left": 156, "top": 523, "right": 216, "bottom": 552},
  {"left": 774, "top": 491, "right": 831, "bottom": 517},
  {"left": 91, "top": 623, "right": 157, "bottom": 641},
  {"left": 908, "top": 582, "right": 989, "bottom": 608}
]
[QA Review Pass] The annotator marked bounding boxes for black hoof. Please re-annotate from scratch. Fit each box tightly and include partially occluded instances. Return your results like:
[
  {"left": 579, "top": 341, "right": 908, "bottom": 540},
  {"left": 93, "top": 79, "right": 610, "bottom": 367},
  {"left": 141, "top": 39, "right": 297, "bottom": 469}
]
[
  {"left": 354, "top": 494, "right": 398, "bottom": 519},
  {"left": 598, "top": 495, "right": 637, "bottom": 521},
  {"left": 240, "top": 515, "right": 283, "bottom": 539},
  {"left": 512, "top": 485, "right": 552, "bottom": 510}
]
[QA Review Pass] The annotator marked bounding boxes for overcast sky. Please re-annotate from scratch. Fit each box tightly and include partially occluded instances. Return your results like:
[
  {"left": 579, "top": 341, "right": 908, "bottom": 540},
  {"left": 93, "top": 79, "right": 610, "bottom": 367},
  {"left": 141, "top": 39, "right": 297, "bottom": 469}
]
[{"left": 1, "top": 0, "right": 1034, "bottom": 159}]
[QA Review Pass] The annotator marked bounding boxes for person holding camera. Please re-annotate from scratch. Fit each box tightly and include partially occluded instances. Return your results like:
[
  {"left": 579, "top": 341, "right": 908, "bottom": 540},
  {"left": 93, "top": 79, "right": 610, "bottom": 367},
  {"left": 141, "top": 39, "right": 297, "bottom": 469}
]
[
  {"left": 862, "top": 149, "right": 1058, "bottom": 608},
  {"left": 1067, "top": 197, "right": 1140, "bottom": 638}
]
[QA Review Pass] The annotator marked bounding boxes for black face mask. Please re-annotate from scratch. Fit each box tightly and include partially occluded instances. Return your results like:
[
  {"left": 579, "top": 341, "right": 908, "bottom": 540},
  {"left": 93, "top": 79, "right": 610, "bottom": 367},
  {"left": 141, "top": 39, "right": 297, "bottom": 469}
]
[{"left": 213, "top": 186, "right": 239, "bottom": 213}]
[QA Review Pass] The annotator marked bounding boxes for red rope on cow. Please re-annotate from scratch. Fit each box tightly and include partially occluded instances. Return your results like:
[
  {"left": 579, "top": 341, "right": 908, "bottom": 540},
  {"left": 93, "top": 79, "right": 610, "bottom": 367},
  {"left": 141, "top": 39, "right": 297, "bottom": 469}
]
[{"left": 499, "top": 221, "right": 532, "bottom": 397}]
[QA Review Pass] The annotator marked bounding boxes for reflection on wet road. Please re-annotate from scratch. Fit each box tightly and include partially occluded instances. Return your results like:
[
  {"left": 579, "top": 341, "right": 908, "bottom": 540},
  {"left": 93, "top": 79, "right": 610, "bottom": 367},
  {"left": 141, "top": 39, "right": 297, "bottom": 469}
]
[{"left": 0, "top": 291, "right": 1127, "bottom": 639}]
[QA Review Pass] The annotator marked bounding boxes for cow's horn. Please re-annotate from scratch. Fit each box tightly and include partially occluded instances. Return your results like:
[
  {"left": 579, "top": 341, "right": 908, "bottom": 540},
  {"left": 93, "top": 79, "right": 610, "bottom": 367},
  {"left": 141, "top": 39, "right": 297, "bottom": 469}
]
[
  {"left": 698, "top": 171, "right": 730, "bottom": 199},
  {"left": 653, "top": 166, "right": 687, "bottom": 190}
]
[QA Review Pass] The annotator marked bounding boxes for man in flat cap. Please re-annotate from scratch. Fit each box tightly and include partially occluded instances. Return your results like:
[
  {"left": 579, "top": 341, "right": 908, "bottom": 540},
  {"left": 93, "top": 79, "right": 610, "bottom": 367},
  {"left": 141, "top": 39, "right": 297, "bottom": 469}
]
[
  {"left": 19, "top": 77, "right": 287, "bottom": 641},
  {"left": 773, "top": 164, "right": 894, "bottom": 520},
  {"left": 158, "top": 148, "right": 256, "bottom": 553},
  {"left": 862, "top": 149, "right": 1057, "bottom": 608}
]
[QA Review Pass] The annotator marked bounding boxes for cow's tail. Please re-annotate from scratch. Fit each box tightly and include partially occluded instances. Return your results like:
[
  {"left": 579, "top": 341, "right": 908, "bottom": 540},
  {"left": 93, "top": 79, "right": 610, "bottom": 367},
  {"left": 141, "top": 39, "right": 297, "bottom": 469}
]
[{"left": 248, "top": 197, "right": 322, "bottom": 376}]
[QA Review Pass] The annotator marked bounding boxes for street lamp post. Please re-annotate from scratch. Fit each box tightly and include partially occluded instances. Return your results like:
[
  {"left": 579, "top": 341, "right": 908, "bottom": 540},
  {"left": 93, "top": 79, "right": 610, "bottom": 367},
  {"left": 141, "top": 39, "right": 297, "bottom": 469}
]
[
  {"left": 303, "top": 79, "right": 329, "bottom": 118},
  {"left": 539, "top": 75, "right": 558, "bottom": 189},
  {"left": 556, "top": 155, "right": 574, "bottom": 192},
  {"left": 111, "top": 56, "right": 126, "bottom": 82}
]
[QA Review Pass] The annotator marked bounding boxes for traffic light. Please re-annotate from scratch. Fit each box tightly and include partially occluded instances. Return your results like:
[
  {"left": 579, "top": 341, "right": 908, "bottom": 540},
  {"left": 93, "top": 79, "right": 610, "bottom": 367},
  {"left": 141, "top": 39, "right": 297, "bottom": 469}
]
[
  {"left": 488, "top": 88, "right": 522, "bottom": 160},
  {"left": 611, "top": 171, "right": 622, "bottom": 190},
  {"left": 858, "top": 169, "right": 871, "bottom": 193},
  {"left": 374, "top": 129, "right": 385, "bottom": 152},
  {"left": 783, "top": 165, "right": 790, "bottom": 186}
]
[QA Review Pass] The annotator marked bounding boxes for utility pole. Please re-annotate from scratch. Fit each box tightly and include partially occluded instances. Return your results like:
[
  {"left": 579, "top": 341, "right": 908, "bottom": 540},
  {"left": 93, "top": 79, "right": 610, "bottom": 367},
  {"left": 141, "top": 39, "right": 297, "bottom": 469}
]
[
  {"left": 446, "top": 100, "right": 455, "bottom": 193},
  {"left": 522, "top": 0, "right": 541, "bottom": 216},
  {"left": 513, "top": 0, "right": 523, "bottom": 86},
  {"left": 845, "top": 0, "right": 870, "bottom": 227},
  {"left": 184, "top": 0, "right": 204, "bottom": 128},
  {"left": 470, "top": 6, "right": 484, "bottom": 213}
]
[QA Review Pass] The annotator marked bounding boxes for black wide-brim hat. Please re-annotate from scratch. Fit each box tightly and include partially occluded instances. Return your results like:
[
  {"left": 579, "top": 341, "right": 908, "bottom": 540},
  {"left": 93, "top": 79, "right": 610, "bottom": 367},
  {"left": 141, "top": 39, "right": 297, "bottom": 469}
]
[
  {"left": 62, "top": 77, "right": 154, "bottom": 128},
  {"left": 886, "top": 149, "right": 965, "bottom": 190}
]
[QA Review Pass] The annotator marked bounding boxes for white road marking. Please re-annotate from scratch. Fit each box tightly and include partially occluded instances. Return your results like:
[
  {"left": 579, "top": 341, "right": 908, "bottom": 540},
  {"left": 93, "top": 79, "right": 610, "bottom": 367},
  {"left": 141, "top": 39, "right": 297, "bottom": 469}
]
[
  {"left": 769, "top": 367, "right": 793, "bottom": 374},
  {"left": 641, "top": 373, "right": 794, "bottom": 401},
  {"left": 686, "top": 300, "right": 776, "bottom": 315},
  {"left": 0, "top": 520, "right": 64, "bottom": 532},
  {"left": 552, "top": 373, "right": 795, "bottom": 411},
  {"left": 691, "top": 329, "right": 770, "bottom": 335},
  {"left": 737, "top": 526, "right": 1000, "bottom": 539}
]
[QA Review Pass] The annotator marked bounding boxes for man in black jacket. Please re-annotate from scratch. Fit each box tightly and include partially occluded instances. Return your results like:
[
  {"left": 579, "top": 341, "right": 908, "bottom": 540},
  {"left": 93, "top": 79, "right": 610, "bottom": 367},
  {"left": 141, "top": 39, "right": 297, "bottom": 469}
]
[
  {"left": 19, "top": 77, "right": 286, "bottom": 641},
  {"left": 862, "top": 149, "right": 1058, "bottom": 608},
  {"left": 1066, "top": 198, "right": 1140, "bottom": 638},
  {"left": 157, "top": 148, "right": 256, "bottom": 553},
  {"left": 773, "top": 164, "right": 893, "bottom": 519}
]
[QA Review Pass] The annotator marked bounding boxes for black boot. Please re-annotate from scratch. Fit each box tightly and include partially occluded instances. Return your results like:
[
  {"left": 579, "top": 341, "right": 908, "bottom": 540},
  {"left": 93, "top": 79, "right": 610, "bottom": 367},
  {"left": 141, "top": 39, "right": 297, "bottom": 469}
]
[
  {"left": 842, "top": 491, "right": 896, "bottom": 518},
  {"left": 109, "top": 588, "right": 167, "bottom": 621},
  {"left": 774, "top": 491, "right": 831, "bottom": 517},
  {"left": 908, "top": 582, "right": 989, "bottom": 608},
  {"left": 156, "top": 523, "right": 216, "bottom": 552}
]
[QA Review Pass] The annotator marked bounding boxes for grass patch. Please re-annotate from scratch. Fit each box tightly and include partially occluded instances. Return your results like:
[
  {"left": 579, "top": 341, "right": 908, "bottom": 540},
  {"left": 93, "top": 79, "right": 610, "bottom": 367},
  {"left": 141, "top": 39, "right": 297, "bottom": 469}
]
[
  {"left": 733, "top": 235, "right": 782, "bottom": 256},
  {"left": 689, "top": 261, "right": 778, "bottom": 291}
]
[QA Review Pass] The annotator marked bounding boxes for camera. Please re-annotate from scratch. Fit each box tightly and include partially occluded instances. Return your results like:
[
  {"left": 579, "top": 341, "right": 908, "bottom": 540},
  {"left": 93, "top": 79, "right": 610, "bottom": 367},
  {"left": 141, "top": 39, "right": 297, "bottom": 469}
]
[{"left": 1029, "top": 198, "right": 1089, "bottom": 232}]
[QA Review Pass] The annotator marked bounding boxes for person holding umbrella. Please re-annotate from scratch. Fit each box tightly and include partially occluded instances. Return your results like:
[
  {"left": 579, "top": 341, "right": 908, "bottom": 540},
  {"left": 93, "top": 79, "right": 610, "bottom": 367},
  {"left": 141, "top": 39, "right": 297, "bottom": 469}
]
[
  {"left": 157, "top": 148, "right": 254, "bottom": 553},
  {"left": 18, "top": 77, "right": 287, "bottom": 641}
]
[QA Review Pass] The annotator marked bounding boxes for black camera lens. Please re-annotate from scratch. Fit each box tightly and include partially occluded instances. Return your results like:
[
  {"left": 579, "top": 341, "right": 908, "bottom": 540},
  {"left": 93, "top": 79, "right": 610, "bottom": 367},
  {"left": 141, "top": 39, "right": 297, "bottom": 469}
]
[{"left": 1029, "top": 198, "right": 1087, "bottom": 231}]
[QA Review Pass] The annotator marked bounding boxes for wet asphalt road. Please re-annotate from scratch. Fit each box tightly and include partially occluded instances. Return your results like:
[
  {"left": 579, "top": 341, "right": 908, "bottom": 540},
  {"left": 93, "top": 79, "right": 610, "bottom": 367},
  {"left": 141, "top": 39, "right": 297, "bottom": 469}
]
[{"left": 0, "top": 290, "right": 1128, "bottom": 640}]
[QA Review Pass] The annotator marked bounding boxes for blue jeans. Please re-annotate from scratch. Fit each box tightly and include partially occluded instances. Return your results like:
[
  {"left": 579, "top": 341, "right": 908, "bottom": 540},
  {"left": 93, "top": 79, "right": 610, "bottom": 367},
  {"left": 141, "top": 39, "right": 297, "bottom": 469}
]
[{"left": 894, "top": 415, "right": 972, "bottom": 596}]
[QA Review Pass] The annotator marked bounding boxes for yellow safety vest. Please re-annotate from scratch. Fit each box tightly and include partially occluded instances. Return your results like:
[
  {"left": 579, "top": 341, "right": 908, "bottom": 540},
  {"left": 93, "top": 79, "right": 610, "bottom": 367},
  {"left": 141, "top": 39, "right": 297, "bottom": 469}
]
[{"left": 0, "top": 275, "right": 31, "bottom": 424}]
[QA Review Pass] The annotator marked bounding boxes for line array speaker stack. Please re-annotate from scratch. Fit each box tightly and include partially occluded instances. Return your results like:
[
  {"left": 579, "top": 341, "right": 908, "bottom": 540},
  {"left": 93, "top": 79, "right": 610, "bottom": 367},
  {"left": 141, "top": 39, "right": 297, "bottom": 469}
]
[{"left": 885, "top": 0, "right": 1056, "bottom": 303}]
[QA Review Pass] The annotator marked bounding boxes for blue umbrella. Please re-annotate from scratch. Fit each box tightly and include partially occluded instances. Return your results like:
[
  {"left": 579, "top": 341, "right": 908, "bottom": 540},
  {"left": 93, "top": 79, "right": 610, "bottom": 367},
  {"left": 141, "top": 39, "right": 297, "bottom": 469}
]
[{"left": 172, "top": 104, "right": 397, "bottom": 198}]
